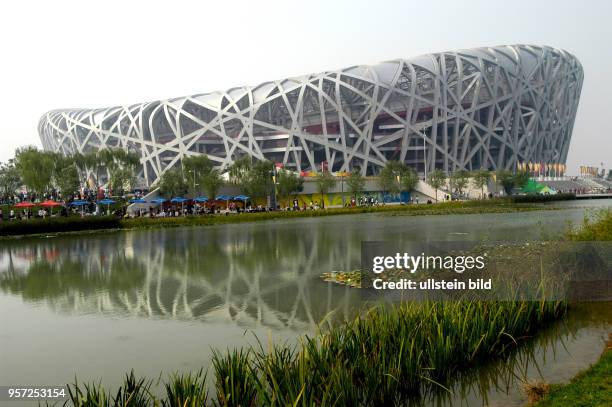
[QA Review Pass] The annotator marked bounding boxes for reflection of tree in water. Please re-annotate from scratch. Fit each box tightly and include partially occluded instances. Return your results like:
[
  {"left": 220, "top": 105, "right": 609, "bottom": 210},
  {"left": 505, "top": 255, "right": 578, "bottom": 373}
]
[{"left": 0, "top": 226, "right": 362, "bottom": 330}]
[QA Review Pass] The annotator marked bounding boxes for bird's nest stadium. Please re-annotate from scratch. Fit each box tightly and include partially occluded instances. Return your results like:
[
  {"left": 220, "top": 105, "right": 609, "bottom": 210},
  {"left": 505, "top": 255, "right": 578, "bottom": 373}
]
[{"left": 39, "top": 44, "right": 583, "bottom": 187}]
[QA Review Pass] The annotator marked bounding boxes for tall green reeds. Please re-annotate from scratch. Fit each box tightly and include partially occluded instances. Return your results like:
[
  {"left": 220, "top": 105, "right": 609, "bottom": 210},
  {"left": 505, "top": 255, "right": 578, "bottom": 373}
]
[{"left": 66, "top": 299, "right": 566, "bottom": 406}]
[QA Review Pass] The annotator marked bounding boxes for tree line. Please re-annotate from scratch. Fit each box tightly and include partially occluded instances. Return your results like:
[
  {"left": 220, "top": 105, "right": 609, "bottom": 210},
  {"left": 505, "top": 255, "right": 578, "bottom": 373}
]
[
  {"left": 0, "top": 146, "right": 140, "bottom": 201},
  {"left": 1, "top": 145, "right": 531, "bottom": 204}
]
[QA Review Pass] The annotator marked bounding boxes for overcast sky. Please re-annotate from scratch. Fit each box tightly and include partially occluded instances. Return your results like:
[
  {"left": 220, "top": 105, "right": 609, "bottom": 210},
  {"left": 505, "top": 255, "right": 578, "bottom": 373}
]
[{"left": 0, "top": 0, "right": 609, "bottom": 174}]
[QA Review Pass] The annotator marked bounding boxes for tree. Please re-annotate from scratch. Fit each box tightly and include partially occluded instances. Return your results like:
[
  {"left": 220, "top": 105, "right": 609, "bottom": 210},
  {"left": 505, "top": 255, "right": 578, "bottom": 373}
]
[
  {"left": 201, "top": 169, "right": 224, "bottom": 201},
  {"left": 277, "top": 170, "right": 304, "bottom": 200},
  {"left": 378, "top": 161, "right": 403, "bottom": 195},
  {"left": 183, "top": 155, "right": 214, "bottom": 195},
  {"left": 472, "top": 169, "right": 491, "bottom": 199},
  {"left": 73, "top": 152, "right": 97, "bottom": 187},
  {"left": 158, "top": 168, "right": 188, "bottom": 198},
  {"left": 109, "top": 167, "right": 136, "bottom": 196},
  {"left": 228, "top": 156, "right": 252, "bottom": 187},
  {"left": 400, "top": 168, "right": 419, "bottom": 195},
  {"left": 14, "top": 146, "right": 55, "bottom": 195},
  {"left": 315, "top": 171, "right": 337, "bottom": 208},
  {"left": 227, "top": 157, "right": 273, "bottom": 199},
  {"left": 378, "top": 161, "right": 418, "bottom": 202},
  {"left": 428, "top": 169, "right": 447, "bottom": 203},
  {"left": 244, "top": 160, "right": 273, "bottom": 199},
  {"left": 450, "top": 170, "right": 470, "bottom": 196},
  {"left": 0, "top": 160, "right": 21, "bottom": 198},
  {"left": 513, "top": 170, "right": 530, "bottom": 190},
  {"left": 346, "top": 169, "right": 365, "bottom": 201},
  {"left": 52, "top": 155, "right": 80, "bottom": 197},
  {"left": 496, "top": 170, "right": 515, "bottom": 195}
]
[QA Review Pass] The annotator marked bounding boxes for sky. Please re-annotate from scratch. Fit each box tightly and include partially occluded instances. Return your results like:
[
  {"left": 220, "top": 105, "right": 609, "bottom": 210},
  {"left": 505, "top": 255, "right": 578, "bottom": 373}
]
[{"left": 0, "top": 0, "right": 609, "bottom": 174}]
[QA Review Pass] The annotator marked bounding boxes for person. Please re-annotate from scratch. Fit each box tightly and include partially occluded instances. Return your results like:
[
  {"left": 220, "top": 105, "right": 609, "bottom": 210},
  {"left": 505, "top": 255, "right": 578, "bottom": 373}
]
[{"left": 0, "top": 208, "right": 3, "bottom": 222}]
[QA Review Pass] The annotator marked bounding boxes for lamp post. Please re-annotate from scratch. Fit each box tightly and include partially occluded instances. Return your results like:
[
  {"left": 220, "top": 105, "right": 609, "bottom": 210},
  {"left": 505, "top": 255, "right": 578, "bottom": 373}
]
[
  {"left": 189, "top": 170, "right": 197, "bottom": 195},
  {"left": 421, "top": 130, "right": 428, "bottom": 181},
  {"left": 269, "top": 169, "right": 277, "bottom": 210},
  {"left": 396, "top": 173, "right": 402, "bottom": 204},
  {"left": 341, "top": 172, "right": 345, "bottom": 207}
]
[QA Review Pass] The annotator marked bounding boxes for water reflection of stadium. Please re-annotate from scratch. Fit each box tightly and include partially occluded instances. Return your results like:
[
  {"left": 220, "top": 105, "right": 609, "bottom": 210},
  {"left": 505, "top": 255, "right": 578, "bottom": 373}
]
[{"left": 0, "top": 227, "right": 362, "bottom": 330}]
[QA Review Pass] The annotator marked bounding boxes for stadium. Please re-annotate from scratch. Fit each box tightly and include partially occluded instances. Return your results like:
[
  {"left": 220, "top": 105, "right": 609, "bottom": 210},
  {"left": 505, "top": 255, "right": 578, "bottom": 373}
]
[{"left": 38, "top": 44, "right": 583, "bottom": 187}]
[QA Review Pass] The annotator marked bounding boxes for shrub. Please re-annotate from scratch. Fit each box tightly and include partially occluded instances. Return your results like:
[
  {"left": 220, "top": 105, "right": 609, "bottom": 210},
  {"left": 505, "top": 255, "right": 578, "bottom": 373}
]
[
  {"left": 510, "top": 193, "right": 575, "bottom": 203},
  {"left": 0, "top": 216, "right": 120, "bottom": 236}
]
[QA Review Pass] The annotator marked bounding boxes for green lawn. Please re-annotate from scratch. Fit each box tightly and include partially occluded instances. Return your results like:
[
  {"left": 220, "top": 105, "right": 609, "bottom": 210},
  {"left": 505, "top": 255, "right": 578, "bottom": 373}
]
[{"left": 536, "top": 337, "right": 612, "bottom": 406}]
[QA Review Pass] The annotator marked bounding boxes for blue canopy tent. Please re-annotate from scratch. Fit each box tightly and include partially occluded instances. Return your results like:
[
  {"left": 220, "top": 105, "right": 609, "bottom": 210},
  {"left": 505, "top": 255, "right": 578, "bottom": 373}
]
[
  {"left": 129, "top": 198, "right": 147, "bottom": 204},
  {"left": 149, "top": 198, "right": 167, "bottom": 204},
  {"left": 97, "top": 198, "right": 116, "bottom": 215},
  {"left": 69, "top": 199, "right": 89, "bottom": 215},
  {"left": 193, "top": 197, "right": 209, "bottom": 203},
  {"left": 170, "top": 197, "right": 189, "bottom": 215},
  {"left": 215, "top": 195, "right": 233, "bottom": 209},
  {"left": 233, "top": 195, "right": 250, "bottom": 210}
]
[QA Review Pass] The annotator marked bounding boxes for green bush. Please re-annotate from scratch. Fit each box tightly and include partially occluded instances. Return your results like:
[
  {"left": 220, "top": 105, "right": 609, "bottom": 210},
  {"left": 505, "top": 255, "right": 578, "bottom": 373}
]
[
  {"left": 566, "top": 209, "right": 612, "bottom": 241},
  {"left": 510, "top": 193, "right": 576, "bottom": 203},
  {"left": 0, "top": 216, "right": 120, "bottom": 236}
]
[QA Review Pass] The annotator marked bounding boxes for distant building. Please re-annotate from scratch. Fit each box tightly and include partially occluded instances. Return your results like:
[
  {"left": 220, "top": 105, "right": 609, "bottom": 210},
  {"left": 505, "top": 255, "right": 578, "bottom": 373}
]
[{"left": 39, "top": 44, "right": 583, "bottom": 187}]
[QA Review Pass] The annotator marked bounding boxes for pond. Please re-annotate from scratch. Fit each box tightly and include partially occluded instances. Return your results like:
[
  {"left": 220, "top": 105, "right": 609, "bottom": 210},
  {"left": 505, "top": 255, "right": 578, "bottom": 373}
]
[{"left": 1, "top": 199, "right": 610, "bottom": 405}]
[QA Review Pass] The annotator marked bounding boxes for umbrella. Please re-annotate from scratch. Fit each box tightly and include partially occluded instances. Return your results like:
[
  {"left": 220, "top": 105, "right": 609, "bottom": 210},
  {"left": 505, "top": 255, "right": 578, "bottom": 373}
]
[
  {"left": 97, "top": 198, "right": 116, "bottom": 215},
  {"left": 14, "top": 202, "right": 35, "bottom": 208},
  {"left": 150, "top": 198, "right": 167, "bottom": 204},
  {"left": 129, "top": 198, "right": 147, "bottom": 204},
  {"left": 69, "top": 200, "right": 89, "bottom": 216},
  {"left": 234, "top": 195, "right": 250, "bottom": 201},
  {"left": 40, "top": 200, "right": 62, "bottom": 207},
  {"left": 193, "top": 196, "right": 208, "bottom": 203},
  {"left": 215, "top": 195, "right": 233, "bottom": 209},
  {"left": 170, "top": 197, "right": 188, "bottom": 215},
  {"left": 40, "top": 199, "right": 63, "bottom": 216}
]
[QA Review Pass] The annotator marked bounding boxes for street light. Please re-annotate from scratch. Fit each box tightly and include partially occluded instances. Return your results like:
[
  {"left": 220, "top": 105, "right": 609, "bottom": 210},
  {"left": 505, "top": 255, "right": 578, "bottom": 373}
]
[
  {"left": 396, "top": 173, "right": 402, "bottom": 204},
  {"left": 188, "top": 170, "right": 197, "bottom": 194},
  {"left": 421, "top": 130, "right": 428, "bottom": 181},
  {"left": 341, "top": 172, "right": 345, "bottom": 207}
]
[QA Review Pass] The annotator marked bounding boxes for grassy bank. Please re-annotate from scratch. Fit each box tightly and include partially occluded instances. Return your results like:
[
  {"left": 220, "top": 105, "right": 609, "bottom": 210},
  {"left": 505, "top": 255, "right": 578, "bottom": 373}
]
[
  {"left": 66, "top": 299, "right": 566, "bottom": 406},
  {"left": 534, "top": 334, "right": 612, "bottom": 406},
  {"left": 0, "top": 199, "right": 552, "bottom": 237},
  {"left": 567, "top": 208, "right": 612, "bottom": 241}
]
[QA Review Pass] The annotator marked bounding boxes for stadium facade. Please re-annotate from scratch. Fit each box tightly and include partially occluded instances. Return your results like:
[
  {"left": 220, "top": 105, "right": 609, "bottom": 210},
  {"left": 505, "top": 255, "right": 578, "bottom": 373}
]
[{"left": 39, "top": 44, "right": 583, "bottom": 187}]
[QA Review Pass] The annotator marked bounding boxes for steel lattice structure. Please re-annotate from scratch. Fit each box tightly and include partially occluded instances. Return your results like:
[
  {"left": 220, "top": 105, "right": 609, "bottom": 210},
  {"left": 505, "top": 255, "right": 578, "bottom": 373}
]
[{"left": 39, "top": 44, "right": 583, "bottom": 186}]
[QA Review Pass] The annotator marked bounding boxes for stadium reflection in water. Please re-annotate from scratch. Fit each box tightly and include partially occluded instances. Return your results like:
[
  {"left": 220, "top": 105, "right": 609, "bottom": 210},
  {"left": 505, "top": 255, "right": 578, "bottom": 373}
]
[{"left": 0, "top": 225, "right": 363, "bottom": 330}]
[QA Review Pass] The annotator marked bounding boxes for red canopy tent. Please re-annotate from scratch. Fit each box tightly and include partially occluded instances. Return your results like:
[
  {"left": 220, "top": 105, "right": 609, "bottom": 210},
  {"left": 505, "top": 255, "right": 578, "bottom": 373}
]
[
  {"left": 39, "top": 200, "right": 63, "bottom": 215},
  {"left": 39, "top": 200, "right": 62, "bottom": 207},
  {"left": 13, "top": 202, "right": 35, "bottom": 208}
]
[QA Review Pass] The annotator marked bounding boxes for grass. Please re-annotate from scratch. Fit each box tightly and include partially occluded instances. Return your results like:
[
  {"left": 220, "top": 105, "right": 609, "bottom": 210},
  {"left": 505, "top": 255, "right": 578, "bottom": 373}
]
[
  {"left": 1, "top": 198, "right": 553, "bottom": 237},
  {"left": 533, "top": 333, "right": 612, "bottom": 406},
  {"left": 566, "top": 208, "right": 612, "bottom": 241},
  {"left": 65, "top": 299, "right": 566, "bottom": 406}
]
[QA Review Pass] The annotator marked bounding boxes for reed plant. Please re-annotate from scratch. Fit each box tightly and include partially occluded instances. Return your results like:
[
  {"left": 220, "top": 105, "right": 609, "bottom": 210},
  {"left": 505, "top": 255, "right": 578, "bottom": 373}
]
[
  {"left": 66, "top": 299, "right": 566, "bottom": 406},
  {"left": 162, "top": 369, "right": 208, "bottom": 407}
]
